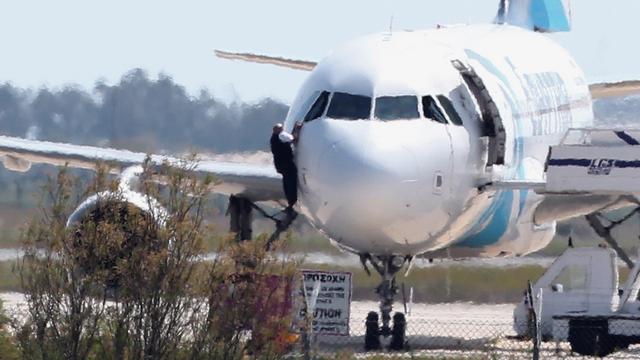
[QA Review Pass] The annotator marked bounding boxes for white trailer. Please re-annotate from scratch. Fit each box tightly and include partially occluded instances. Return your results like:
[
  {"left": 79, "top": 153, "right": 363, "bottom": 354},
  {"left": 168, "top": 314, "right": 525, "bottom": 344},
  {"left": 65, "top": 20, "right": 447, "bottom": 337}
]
[{"left": 514, "top": 246, "right": 640, "bottom": 356}]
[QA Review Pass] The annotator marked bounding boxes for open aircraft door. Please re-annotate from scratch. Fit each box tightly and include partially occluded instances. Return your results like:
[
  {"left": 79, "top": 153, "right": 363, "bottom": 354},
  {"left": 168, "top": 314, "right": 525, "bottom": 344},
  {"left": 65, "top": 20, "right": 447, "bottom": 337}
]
[{"left": 451, "top": 60, "right": 506, "bottom": 168}]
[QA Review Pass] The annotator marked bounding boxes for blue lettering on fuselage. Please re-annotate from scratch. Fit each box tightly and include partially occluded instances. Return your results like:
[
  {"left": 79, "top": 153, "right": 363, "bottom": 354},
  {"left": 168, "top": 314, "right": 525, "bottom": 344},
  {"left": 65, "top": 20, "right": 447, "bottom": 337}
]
[{"left": 521, "top": 72, "right": 572, "bottom": 136}]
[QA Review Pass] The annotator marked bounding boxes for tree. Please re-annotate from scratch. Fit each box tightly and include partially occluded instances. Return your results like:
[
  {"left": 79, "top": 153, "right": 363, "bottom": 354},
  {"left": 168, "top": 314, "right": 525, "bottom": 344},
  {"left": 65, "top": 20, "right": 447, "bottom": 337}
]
[{"left": 0, "top": 299, "right": 20, "bottom": 359}]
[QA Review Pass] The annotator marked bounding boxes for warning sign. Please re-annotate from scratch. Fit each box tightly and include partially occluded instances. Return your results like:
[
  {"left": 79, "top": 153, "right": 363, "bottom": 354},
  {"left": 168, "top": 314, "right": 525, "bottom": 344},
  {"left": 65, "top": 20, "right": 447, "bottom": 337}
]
[{"left": 297, "top": 270, "right": 352, "bottom": 336}]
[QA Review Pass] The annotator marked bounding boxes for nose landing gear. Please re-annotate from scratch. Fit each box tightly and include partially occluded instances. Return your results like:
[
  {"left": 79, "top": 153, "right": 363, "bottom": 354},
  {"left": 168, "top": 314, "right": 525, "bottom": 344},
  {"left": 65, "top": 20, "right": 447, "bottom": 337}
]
[{"left": 361, "top": 255, "right": 411, "bottom": 351}]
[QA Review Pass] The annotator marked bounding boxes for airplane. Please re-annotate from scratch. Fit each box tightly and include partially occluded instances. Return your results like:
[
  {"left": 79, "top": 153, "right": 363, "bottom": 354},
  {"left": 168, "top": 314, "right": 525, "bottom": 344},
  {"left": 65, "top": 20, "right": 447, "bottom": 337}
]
[{"left": 2, "top": 0, "right": 640, "bottom": 350}]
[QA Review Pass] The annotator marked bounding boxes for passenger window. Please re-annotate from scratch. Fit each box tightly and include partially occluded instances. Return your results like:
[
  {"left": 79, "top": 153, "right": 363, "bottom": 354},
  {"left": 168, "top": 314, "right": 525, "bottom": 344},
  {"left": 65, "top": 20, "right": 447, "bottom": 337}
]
[
  {"left": 422, "top": 96, "right": 448, "bottom": 124},
  {"left": 437, "top": 95, "right": 463, "bottom": 126},
  {"left": 326, "top": 92, "right": 372, "bottom": 120},
  {"left": 374, "top": 96, "right": 419, "bottom": 121},
  {"left": 550, "top": 265, "right": 587, "bottom": 292},
  {"left": 304, "top": 91, "right": 330, "bottom": 122}
]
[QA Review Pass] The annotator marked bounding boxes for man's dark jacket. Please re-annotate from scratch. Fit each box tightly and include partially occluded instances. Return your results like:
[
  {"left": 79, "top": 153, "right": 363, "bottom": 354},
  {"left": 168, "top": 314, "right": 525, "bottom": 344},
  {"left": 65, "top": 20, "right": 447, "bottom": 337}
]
[{"left": 270, "top": 133, "right": 295, "bottom": 174}]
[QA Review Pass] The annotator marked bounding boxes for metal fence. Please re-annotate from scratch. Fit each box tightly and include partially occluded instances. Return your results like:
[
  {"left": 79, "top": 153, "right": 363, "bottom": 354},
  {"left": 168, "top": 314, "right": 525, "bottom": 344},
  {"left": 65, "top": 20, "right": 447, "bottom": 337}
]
[{"left": 287, "top": 319, "right": 640, "bottom": 359}]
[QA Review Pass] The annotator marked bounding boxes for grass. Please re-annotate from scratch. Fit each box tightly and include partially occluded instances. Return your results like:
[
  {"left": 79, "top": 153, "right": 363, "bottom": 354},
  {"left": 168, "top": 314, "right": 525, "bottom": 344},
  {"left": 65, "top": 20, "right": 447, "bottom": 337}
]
[
  {"left": 0, "top": 206, "right": 32, "bottom": 249},
  {"left": 0, "top": 261, "right": 20, "bottom": 293},
  {"left": 303, "top": 263, "right": 547, "bottom": 303},
  {"left": 282, "top": 235, "right": 344, "bottom": 255},
  {"left": 0, "top": 258, "right": 568, "bottom": 303},
  {"left": 0, "top": 299, "right": 19, "bottom": 359}
]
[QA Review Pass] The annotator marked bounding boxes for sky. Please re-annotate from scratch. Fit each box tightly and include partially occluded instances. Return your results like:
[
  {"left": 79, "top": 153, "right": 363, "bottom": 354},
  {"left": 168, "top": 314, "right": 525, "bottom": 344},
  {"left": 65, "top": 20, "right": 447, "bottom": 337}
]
[{"left": 1, "top": 1, "right": 639, "bottom": 104}]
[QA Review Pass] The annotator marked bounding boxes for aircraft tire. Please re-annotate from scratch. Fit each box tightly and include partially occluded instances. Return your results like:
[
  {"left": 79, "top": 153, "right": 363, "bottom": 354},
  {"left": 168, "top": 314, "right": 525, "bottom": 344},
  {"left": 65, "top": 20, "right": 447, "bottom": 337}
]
[
  {"left": 568, "top": 321, "right": 615, "bottom": 357},
  {"left": 364, "top": 311, "right": 381, "bottom": 351},
  {"left": 389, "top": 312, "right": 406, "bottom": 351}
]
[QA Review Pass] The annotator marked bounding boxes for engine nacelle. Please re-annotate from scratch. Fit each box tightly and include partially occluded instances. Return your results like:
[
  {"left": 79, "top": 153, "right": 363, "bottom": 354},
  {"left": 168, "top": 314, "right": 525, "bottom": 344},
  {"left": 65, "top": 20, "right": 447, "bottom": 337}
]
[
  {"left": 67, "top": 190, "right": 166, "bottom": 228},
  {"left": 66, "top": 189, "right": 167, "bottom": 288},
  {"left": 68, "top": 164, "right": 167, "bottom": 228}
]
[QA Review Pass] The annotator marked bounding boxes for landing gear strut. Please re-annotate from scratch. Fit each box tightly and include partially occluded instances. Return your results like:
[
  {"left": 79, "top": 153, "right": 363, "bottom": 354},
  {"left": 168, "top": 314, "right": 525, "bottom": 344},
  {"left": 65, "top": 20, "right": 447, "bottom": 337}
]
[
  {"left": 226, "top": 195, "right": 297, "bottom": 249},
  {"left": 362, "top": 255, "right": 410, "bottom": 351},
  {"left": 228, "top": 196, "right": 253, "bottom": 241}
]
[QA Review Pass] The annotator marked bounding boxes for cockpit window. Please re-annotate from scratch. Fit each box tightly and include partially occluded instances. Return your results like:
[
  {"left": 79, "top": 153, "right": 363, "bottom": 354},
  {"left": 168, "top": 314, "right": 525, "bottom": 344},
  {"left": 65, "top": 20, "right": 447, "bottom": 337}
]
[
  {"left": 304, "top": 91, "right": 330, "bottom": 122},
  {"left": 422, "top": 96, "right": 448, "bottom": 124},
  {"left": 326, "top": 92, "right": 372, "bottom": 120},
  {"left": 374, "top": 96, "right": 420, "bottom": 121},
  {"left": 437, "top": 95, "right": 463, "bottom": 126}
]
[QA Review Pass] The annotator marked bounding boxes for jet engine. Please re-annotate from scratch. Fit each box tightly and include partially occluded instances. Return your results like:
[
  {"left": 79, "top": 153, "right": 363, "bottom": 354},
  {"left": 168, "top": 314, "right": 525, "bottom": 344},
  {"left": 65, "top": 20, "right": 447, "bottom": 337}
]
[{"left": 65, "top": 167, "right": 167, "bottom": 288}]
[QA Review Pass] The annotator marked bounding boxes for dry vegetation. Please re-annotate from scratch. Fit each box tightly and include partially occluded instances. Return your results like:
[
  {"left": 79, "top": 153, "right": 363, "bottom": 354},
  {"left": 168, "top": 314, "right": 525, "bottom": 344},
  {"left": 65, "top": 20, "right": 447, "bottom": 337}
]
[{"left": 8, "top": 161, "right": 299, "bottom": 359}]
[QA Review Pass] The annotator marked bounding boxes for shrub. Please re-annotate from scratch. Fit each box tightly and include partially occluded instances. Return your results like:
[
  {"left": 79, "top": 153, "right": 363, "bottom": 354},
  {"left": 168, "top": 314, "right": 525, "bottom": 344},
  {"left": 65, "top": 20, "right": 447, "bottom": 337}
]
[{"left": 15, "top": 159, "right": 298, "bottom": 360}]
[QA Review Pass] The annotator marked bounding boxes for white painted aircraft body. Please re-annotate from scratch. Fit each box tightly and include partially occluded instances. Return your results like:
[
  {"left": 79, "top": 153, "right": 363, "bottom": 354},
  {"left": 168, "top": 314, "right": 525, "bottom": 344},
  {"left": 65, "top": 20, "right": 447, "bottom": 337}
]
[{"left": 286, "top": 24, "right": 591, "bottom": 257}]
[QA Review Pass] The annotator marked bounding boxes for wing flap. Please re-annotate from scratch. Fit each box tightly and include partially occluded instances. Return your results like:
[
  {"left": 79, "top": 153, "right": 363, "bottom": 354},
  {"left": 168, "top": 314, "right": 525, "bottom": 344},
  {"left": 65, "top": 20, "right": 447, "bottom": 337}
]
[
  {"left": 215, "top": 50, "right": 316, "bottom": 71},
  {"left": 0, "top": 135, "right": 145, "bottom": 171}
]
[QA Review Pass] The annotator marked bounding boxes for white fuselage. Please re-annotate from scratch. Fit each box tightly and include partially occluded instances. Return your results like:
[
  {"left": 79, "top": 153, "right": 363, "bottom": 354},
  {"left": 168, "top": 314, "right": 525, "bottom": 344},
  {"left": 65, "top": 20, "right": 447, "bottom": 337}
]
[{"left": 284, "top": 24, "right": 592, "bottom": 258}]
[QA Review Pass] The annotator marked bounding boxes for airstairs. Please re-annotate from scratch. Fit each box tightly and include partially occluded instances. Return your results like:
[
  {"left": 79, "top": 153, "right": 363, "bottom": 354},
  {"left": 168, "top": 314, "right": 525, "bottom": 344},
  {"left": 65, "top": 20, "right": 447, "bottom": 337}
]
[
  {"left": 546, "top": 128, "right": 640, "bottom": 265},
  {"left": 492, "top": 128, "right": 640, "bottom": 271},
  {"left": 545, "top": 128, "right": 640, "bottom": 195}
]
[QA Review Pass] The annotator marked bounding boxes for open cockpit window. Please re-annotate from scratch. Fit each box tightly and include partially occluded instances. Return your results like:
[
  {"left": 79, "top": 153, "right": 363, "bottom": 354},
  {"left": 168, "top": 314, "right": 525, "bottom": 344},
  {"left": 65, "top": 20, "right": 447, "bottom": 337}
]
[
  {"left": 303, "top": 91, "right": 330, "bottom": 122},
  {"left": 326, "top": 92, "right": 372, "bottom": 120},
  {"left": 422, "top": 96, "right": 448, "bottom": 124},
  {"left": 374, "top": 96, "right": 420, "bottom": 121},
  {"left": 437, "top": 95, "right": 463, "bottom": 126}
]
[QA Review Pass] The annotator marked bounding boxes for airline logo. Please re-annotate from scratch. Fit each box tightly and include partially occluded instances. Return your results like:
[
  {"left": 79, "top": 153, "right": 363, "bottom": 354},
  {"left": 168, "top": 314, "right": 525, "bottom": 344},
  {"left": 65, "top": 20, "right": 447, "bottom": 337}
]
[{"left": 587, "top": 159, "right": 614, "bottom": 176}]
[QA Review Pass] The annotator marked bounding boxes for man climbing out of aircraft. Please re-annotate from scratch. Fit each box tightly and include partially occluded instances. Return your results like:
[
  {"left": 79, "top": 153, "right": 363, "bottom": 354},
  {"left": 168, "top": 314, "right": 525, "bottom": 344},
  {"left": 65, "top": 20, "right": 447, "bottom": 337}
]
[{"left": 270, "top": 122, "right": 303, "bottom": 213}]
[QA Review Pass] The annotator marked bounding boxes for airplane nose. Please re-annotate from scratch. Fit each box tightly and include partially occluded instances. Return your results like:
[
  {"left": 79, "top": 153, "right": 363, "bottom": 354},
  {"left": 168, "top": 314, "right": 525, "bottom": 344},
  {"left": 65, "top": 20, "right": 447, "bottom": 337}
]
[
  {"left": 305, "top": 136, "right": 449, "bottom": 252},
  {"left": 316, "top": 140, "right": 419, "bottom": 206}
]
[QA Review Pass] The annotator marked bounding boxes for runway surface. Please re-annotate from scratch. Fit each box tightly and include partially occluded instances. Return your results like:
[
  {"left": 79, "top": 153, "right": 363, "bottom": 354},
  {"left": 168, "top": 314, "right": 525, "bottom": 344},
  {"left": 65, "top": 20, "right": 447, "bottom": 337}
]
[{"left": 3, "top": 292, "right": 640, "bottom": 357}]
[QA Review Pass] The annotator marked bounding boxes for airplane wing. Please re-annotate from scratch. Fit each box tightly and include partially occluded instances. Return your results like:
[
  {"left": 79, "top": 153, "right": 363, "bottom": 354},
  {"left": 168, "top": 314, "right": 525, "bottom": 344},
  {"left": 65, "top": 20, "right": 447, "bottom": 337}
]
[
  {"left": 214, "top": 50, "right": 316, "bottom": 71},
  {"left": 590, "top": 80, "right": 640, "bottom": 99},
  {"left": 489, "top": 128, "right": 640, "bottom": 224},
  {"left": 0, "top": 135, "right": 284, "bottom": 203}
]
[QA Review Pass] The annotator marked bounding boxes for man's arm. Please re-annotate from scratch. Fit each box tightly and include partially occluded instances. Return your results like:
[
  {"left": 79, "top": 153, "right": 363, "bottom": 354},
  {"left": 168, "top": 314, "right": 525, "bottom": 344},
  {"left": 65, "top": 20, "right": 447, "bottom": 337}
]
[
  {"left": 278, "top": 131, "right": 295, "bottom": 143},
  {"left": 278, "top": 122, "right": 304, "bottom": 144},
  {"left": 292, "top": 122, "right": 303, "bottom": 144}
]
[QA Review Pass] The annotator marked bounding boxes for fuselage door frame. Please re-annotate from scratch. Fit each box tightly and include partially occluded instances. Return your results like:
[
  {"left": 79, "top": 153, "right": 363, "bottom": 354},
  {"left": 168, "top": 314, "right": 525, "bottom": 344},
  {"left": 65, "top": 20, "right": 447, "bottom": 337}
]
[{"left": 451, "top": 59, "right": 506, "bottom": 167}]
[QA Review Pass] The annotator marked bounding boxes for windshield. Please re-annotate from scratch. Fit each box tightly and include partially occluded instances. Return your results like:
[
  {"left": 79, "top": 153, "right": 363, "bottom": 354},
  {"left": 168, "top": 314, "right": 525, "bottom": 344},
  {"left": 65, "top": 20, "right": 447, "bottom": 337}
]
[
  {"left": 437, "top": 95, "right": 463, "bottom": 126},
  {"left": 304, "top": 91, "right": 330, "bottom": 122},
  {"left": 326, "top": 92, "right": 372, "bottom": 120},
  {"left": 374, "top": 96, "right": 419, "bottom": 121},
  {"left": 422, "top": 96, "right": 448, "bottom": 124}
]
